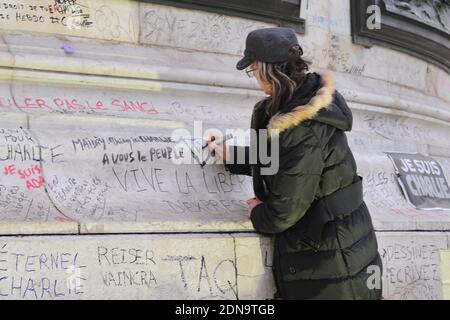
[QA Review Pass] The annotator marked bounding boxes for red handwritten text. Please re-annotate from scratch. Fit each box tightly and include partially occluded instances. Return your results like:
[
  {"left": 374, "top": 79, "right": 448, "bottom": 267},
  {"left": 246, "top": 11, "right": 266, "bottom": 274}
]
[
  {"left": 2, "top": 164, "right": 46, "bottom": 190},
  {"left": 0, "top": 96, "right": 160, "bottom": 115}
]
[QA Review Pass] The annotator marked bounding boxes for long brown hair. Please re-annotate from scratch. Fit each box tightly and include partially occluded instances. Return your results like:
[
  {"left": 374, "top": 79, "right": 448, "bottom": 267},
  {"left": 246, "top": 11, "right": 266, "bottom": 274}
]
[{"left": 254, "top": 45, "right": 309, "bottom": 117}]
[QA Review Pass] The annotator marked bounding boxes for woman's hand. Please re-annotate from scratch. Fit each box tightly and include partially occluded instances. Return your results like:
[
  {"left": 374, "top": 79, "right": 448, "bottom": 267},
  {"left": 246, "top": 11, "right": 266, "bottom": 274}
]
[
  {"left": 207, "top": 134, "right": 229, "bottom": 161},
  {"left": 247, "top": 197, "right": 263, "bottom": 218}
]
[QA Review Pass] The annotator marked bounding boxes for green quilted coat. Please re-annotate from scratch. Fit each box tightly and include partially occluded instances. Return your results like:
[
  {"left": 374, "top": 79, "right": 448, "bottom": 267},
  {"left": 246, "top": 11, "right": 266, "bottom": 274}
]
[{"left": 226, "top": 71, "right": 382, "bottom": 300}]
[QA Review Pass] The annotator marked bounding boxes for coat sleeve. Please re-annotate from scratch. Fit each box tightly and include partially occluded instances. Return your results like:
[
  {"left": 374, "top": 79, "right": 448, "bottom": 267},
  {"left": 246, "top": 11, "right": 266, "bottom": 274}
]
[
  {"left": 250, "top": 128, "right": 325, "bottom": 234},
  {"left": 225, "top": 145, "right": 252, "bottom": 176}
]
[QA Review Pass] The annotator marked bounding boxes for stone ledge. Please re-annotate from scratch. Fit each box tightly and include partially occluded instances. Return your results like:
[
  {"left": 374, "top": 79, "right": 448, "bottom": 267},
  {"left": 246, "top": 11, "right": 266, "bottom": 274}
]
[
  {"left": 80, "top": 220, "right": 253, "bottom": 234},
  {"left": 0, "top": 221, "right": 78, "bottom": 236},
  {"left": 1, "top": 32, "right": 448, "bottom": 122}
]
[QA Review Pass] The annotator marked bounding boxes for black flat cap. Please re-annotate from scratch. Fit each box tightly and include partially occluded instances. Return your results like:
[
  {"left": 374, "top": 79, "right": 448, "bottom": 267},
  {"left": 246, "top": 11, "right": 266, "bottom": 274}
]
[{"left": 236, "top": 27, "right": 302, "bottom": 70}]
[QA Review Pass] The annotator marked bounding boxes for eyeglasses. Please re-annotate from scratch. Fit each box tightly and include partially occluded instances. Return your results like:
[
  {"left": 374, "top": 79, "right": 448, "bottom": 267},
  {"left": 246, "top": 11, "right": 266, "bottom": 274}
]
[{"left": 245, "top": 67, "right": 257, "bottom": 78}]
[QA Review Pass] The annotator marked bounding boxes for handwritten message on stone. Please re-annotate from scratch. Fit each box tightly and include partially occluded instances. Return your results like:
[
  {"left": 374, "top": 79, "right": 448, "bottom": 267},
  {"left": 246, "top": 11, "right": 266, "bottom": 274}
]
[
  {"left": 0, "top": 235, "right": 237, "bottom": 299},
  {"left": 0, "top": 0, "right": 138, "bottom": 42},
  {"left": 26, "top": 126, "right": 253, "bottom": 223},
  {"left": 0, "top": 128, "right": 64, "bottom": 223},
  {"left": 0, "top": 242, "right": 86, "bottom": 299},
  {"left": 0, "top": 84, "right": 254, "bottom": 128},
  {"left": 378, "top": 233, "right": 446, "bottom": 300},
  {"left": 0, "top": 81, "right": 255, "bottom": 226},
  {"left": 140, "top": 2, "right": 272, "bottom": 55}
]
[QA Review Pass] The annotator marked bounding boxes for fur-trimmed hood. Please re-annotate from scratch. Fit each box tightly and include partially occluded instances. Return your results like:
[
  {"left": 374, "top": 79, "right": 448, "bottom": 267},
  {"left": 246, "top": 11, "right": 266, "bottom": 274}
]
[{"left": 267, "top": 71, "right": 353, "bottom": 136}]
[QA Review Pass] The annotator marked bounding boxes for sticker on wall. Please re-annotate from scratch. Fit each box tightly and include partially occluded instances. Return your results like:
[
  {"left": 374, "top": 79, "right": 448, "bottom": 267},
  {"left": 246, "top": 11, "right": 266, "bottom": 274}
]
[{"left": 385, "top": 152, "right": 450, "bottom": 210}]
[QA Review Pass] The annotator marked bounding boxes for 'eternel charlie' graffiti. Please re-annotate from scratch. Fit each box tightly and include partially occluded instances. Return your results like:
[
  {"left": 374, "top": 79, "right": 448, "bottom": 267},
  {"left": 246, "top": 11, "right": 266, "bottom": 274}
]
[
  {"left": 0, "top": 243, "right": 86, "bottom": 299},
  {"left": 0, "top": 241, "right": 238, "bottom": 299}
]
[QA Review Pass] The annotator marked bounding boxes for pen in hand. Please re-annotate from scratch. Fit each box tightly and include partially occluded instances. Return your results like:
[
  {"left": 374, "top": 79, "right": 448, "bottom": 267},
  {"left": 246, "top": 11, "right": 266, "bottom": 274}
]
[{"left": 203, "top": 133, "right": 234, "bottom": 157}]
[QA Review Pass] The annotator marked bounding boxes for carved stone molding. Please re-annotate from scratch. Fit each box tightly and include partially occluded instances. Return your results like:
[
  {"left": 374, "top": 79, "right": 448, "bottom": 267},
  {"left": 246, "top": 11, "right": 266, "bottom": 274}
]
[
  {"left": 351, "top": 0, "right": 450, "bottom": 72},
  {"left": 383, "top": 0, "right": 450, "bottom": 33},
  {"left": 139, "top": 0, "right": 305, "bottom": 33}
]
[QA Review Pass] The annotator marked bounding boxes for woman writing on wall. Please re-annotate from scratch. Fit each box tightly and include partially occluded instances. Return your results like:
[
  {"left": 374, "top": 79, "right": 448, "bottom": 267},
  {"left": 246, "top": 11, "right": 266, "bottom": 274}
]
[{"left": 208, "top": 27, "right": 382, "bottom": 300}]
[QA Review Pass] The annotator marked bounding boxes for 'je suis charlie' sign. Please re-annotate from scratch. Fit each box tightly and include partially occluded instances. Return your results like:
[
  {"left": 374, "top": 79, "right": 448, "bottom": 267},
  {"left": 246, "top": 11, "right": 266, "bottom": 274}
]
[{"left": 386, "top": 152, "right": 450, "bottom": 210}]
